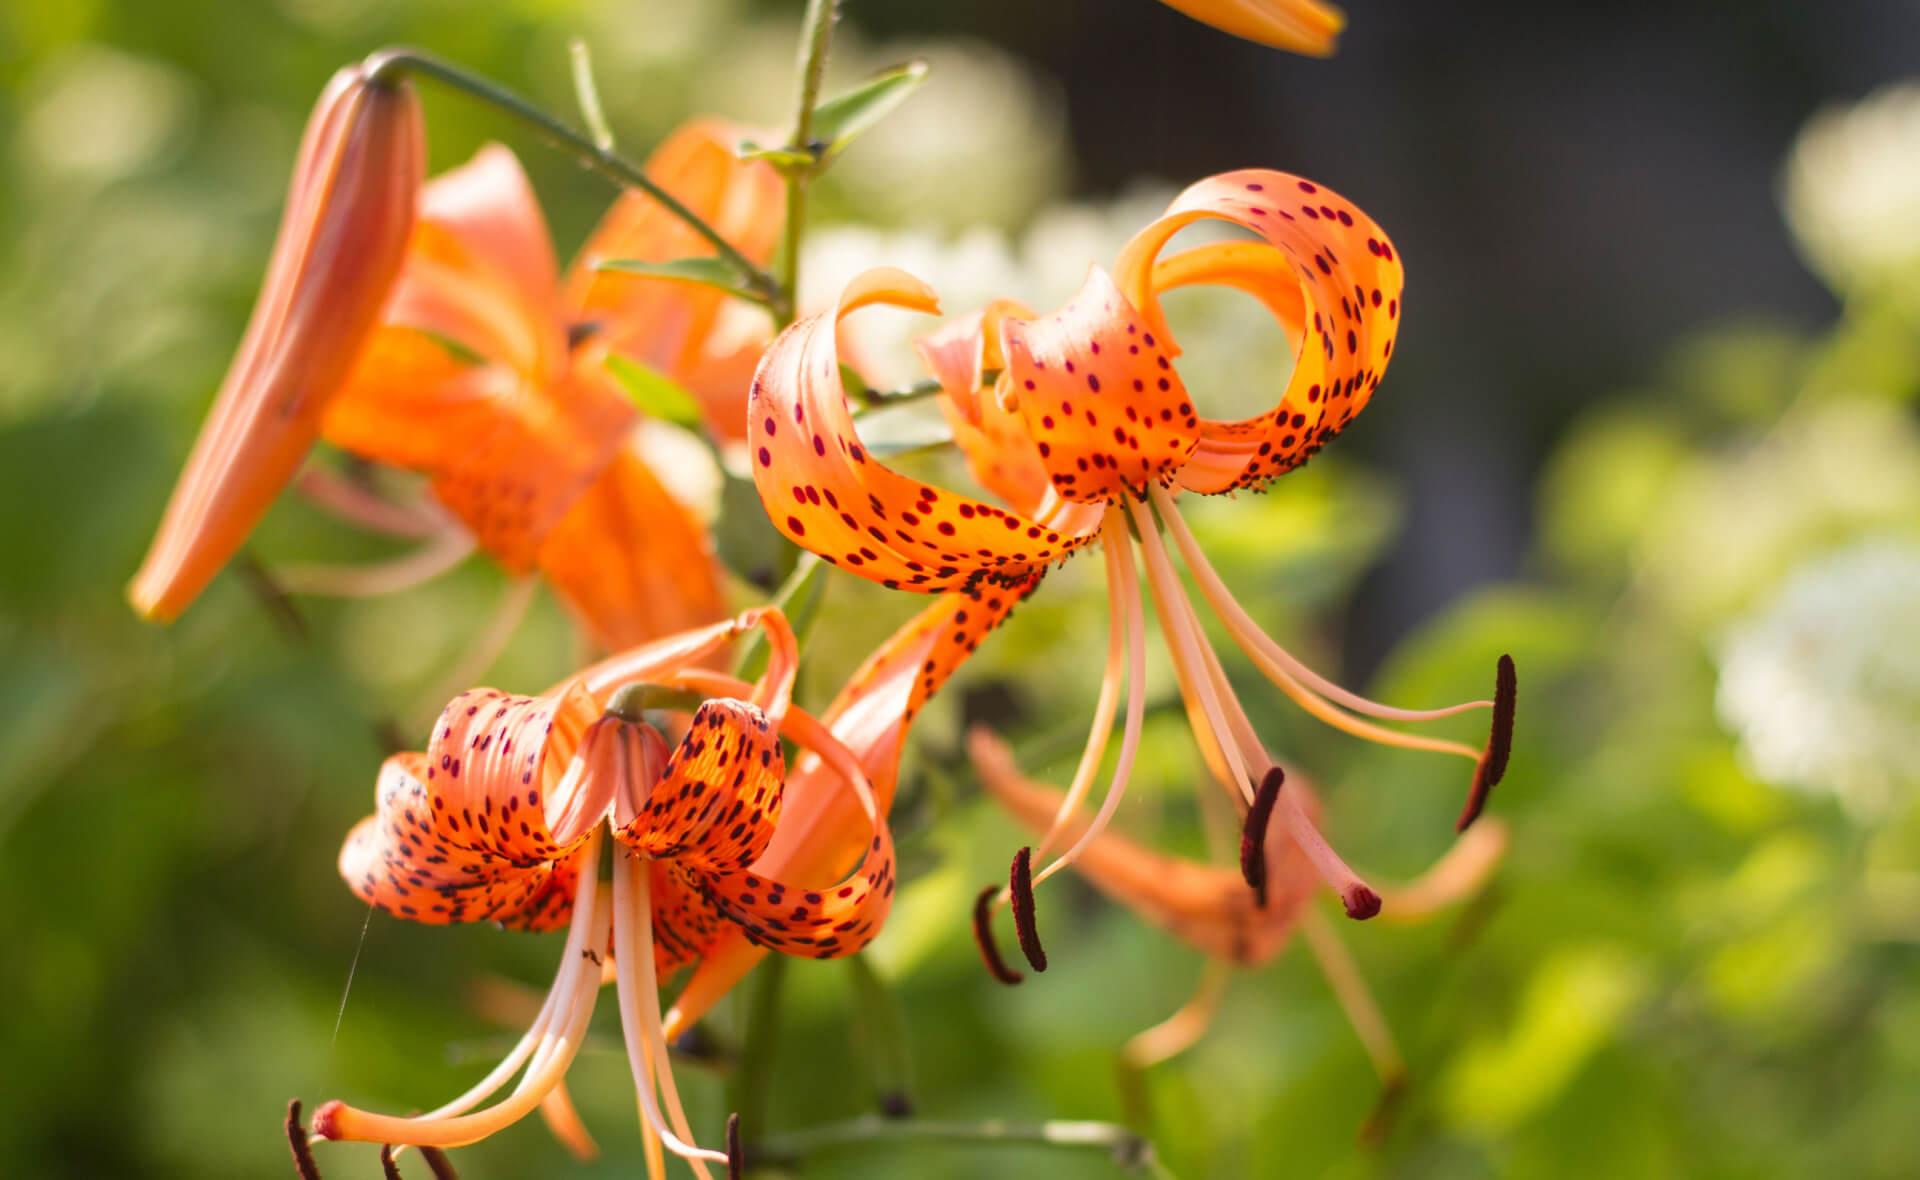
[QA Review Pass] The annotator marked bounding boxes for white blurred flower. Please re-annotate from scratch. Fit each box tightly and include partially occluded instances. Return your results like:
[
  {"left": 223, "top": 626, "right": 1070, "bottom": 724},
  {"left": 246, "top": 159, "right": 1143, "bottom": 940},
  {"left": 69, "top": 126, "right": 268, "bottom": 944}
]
[
  {"left": 1717, "top": 536, "right": 1920, "bottom": 816},
  {"left": 1783, "top": 81, "right": 1920, "bottom": 297},
  {"left": 18, "top": 45, "right": 195, "bottom": 184}
]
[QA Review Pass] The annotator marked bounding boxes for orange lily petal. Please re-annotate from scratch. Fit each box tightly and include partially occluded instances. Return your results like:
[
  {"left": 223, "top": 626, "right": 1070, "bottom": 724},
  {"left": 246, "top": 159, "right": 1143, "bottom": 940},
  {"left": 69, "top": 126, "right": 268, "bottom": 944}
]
[
  {"left": 616, "top": 700, "right": 785, "bottom": 875},
  {"left": 1112, "top": 169, "right": 1405, "bottom": 494},
  {"left": 916, "top": 301, "right": 1057, "bottom": 520},
  {"left": 128, "top": 67, "right": 423, "bottom": 621},
  {"left": 1156, "top": 0, "right": 1345, "bottom": 55},
  {"left": 383, "top": 143, "right": 565, "bottom": 384},
  {"left": 564, "top": 120, "right": 782, "bottom": 380},
  {"left": 750, "top": 268, "right": 1095, "bottom": 593},
  {"left": 666, "top": 575, "right": 1041, "bottom": 1033},
  {"left": 422, "top": 679, "right": 608, "bottom": 862},
  {"left": 339, "top": 753, "right": 583, "bottom": 931},
  {"left": 997, "top": 265, "right": 1203, "bottom": 502},
  {"left": 422, "top": 362, "right": 638, "bottom": 571},
  {"left": 971, "top": 730, "right": 1319, "bottom": 966},
  {"left": 536, "top": 443, "right": 728, "bottom": 651},
  {"left": 321, "top": 326, "right": 485, "bottom": 471}
]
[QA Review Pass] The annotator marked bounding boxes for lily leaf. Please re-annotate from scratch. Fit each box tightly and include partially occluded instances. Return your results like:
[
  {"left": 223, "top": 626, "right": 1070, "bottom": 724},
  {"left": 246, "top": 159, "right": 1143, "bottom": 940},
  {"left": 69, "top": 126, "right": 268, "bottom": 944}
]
[
  {"left": 595, "top": 256, "right": 762, "bottom": 303},
  {"left": 811, "top": 60, "right": 930, "bottom": 159},
  {"left": 603, "top": 355, "right": 704, "bottom": 431},
  {"left": 735, "top": 141, "right": 818, "bottom": 171}
]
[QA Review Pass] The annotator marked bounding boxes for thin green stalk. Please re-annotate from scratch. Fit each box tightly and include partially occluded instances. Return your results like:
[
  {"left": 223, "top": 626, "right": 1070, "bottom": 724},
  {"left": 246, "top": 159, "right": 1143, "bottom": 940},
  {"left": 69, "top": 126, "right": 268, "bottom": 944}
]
[
  {"left": 359, "top": 46, "right": 785, "bottom": 315},
  {"left": 774, "top": 0, "right": 840, "bottom": 325},
  {"left": 844, "top": 953, "right": 915, "bottom": 1114},
  {"left": 754, "top": 1113, "right": 1177, "bottom": 1176},
  {"left": 729, "top": 954, "right": 789, "bottom": 1146}
]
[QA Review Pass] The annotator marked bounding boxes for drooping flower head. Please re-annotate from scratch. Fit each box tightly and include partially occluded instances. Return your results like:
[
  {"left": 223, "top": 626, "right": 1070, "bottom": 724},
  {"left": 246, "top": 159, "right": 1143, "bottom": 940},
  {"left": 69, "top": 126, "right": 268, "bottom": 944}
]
[
  {"left": 748, "top": 169, "right": 1516, "bottom": 975},
  {"left": 132, "top": 89, "right": 782, "bottom": 652},
  {"left": 308, "top": 578, "right": 1039, "bottom": 1171}
]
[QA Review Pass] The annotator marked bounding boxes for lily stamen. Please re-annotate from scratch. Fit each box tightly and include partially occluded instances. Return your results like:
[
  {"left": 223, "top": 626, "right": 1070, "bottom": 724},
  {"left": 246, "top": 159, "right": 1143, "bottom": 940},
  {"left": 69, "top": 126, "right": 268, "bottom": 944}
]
[
  {"left": 1240, "top": 767, "right": 1285, "bottom": 907},
  {"left": 286, "top": 1101, "right": 323, "bottom": 1180},
  {"left": 971, "top": 885, "right": 1025, "bottom": 985},
  {"left": 1009, "top": 847, "right": 1048, "bottom": 972},
  {"left": 313, "top": 832, "right": 611, "bottom": 1147},
  {"left": 612, "top": 855, "right": 730, "bottom": 1178}
]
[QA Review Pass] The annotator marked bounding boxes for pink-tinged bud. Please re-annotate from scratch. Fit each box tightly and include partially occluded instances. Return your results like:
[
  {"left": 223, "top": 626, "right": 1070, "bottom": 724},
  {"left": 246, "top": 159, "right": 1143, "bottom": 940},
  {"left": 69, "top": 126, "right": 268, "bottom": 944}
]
[{"left": 128, "top": 66, "right": 425, "bottom": 621}]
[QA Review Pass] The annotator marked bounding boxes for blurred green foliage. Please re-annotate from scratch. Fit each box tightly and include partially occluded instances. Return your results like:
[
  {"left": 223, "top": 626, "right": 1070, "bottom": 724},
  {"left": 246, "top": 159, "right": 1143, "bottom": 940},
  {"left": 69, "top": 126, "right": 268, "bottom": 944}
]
[{"left": 3, "top": 2, "right": 1919, "bottom": 1179}]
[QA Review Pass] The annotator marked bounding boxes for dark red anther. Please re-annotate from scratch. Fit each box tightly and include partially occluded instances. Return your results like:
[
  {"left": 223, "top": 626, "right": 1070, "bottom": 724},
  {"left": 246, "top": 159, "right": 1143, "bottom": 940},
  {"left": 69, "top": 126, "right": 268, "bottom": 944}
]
[
  {"left": 379, "top": 1145, "right": 403, "bottom": 1180},
  {"left": 1240, "top": 767, "right": 1285, "bottom": 907},
  {"left": 1009, "top": 846, "right": 1047, "bottom": 972},
  {"left": 970, "top": 884, "right": 1023, "bottom": 984},
  {"left": 726, "top": 1112, "right": 743, "bottom": 1180},
  {"left": 285, "top": 1100, "right": 322, "bottom": 1180},
  {"left": 1457, "top": 655, "right": 1517, "bottom": 832}
]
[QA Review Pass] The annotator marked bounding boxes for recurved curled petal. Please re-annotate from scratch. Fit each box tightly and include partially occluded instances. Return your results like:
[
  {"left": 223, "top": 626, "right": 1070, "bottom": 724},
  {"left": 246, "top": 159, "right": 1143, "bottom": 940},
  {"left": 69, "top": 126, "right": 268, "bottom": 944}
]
[{"left": 129, "top": 66, "right": 425, "bottom": 621}]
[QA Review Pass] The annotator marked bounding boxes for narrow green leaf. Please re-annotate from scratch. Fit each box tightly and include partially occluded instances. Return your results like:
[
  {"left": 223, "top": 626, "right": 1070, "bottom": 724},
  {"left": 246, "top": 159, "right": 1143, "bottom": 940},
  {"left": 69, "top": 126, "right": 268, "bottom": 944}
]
[
  {"left": 811, "top": 60, "right": 930, "bottom": 158},
  {"left": 595, "top": 256, "right": 765, "bottom": 304},
  {"left": 602, "top": 354, "right": 705, "bottom": 430},
  {"left": 733, "top": 554, "right": 826, "bottom": 681},
  {"left": 715, "top": 472, "right": 796, "bottom": 591},
  {"left": 735, "top": 140, "right": 818, "bottom": 171}
]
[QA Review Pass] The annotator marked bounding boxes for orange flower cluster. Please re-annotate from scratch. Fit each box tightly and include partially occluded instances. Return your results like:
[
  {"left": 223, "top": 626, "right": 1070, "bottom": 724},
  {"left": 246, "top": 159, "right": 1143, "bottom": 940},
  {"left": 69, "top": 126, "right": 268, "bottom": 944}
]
[{"left": 135, "top": 11, "right": 1511, "bottom": 1172}]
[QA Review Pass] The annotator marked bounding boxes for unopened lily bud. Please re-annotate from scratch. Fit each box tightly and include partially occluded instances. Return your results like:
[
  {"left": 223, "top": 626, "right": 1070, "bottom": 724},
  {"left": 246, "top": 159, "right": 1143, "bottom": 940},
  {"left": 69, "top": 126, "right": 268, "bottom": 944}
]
[
  {"left": 1155, "top": 0, "right": 1345, "bottom": 54},
  {"left": 129, "top": 65, "right": 425, "bottom": 621}
]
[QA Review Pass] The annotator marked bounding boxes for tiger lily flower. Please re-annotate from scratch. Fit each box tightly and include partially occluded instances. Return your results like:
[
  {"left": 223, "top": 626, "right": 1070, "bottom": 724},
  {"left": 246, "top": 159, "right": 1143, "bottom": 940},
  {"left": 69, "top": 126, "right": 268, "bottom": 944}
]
[
  {"left": 971, "top": 728, "right": 1506, "bottom": 1096},
  {"left": 132, "top": 110, "right": 783, "bottom": 653},
  {"left": 308, "top": 582, "right": 1036, "bottom": 1172},
  {"left": 1156, "top": 0, "right": 1346, "bottom": 55},
  {"left": 128, "top": 62, "right": 424, "bottom": 622},
  {"left": 747, "top": 170, "right": 1516, "bottom": 977}
]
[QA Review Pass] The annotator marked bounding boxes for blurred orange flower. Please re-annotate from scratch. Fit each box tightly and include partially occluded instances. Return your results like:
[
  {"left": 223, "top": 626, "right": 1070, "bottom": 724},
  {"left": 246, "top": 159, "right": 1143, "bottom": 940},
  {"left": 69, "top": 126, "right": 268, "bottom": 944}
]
[
  {"left": 132, "top": 112, "right": 783, "bottom": 652},
  {"left": 748, "top": 170, "right": 1514, "bottom": 973}
]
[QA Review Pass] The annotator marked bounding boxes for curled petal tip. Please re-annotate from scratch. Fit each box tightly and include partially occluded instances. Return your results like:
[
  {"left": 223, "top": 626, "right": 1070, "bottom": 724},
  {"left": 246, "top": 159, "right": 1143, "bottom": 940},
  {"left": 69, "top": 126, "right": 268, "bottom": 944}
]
[
  {"left": 1457, "top": 655, "right": 1517, "bottom": 832},
  {"left": 1240, "top": 766, "right": 1285, "bottom": 907},
  {"left": 1158, "top": 0, "right": 1346, "bottom": 55},
  {"left": 1009, "top": 846, "right": 1048, "bottom": 973},
  {"left": 837, "top": 266, "right": 942, "bottom": 318},
  {"left": 1342, "top": 884, "right": 1382, "bottom": 921},
  {"left": 286, "top": 1100, "right": 323, "bottom": 1180},
  {"left": 971, "top": 885, "right": 1023, "bottom": 985}
]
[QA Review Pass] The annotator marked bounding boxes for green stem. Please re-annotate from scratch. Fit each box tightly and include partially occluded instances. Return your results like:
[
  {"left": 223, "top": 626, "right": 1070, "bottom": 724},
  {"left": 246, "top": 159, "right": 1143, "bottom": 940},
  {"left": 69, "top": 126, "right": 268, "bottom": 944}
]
[
  {"left": 774, "top": 0, "right": 840, "bottom": 325},
  {"left": 844, "top": 953, "right": 914, "bottom": 1113},
  {"left": 729, "top": 954, "right": 789, "bottom": 1146},
  {"left": 359, "top": 46, "right": 786, "bottom": 317},
  {"left": 754, "top": 1114, "right": 1177, "bottom": 1176}
]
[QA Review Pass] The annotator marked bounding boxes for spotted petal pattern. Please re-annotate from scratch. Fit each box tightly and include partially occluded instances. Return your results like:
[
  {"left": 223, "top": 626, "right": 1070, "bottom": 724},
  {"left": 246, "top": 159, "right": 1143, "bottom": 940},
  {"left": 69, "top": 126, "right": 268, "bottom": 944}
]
[
  {"left": 616, "top": 700, "right": 785, "bottom": 874},
  {"left": 1112, "top": 169, "right": 1405, "bottom": 494},
  {"left": 749, "top": 269, "right": 1099, "bottom": 594}
]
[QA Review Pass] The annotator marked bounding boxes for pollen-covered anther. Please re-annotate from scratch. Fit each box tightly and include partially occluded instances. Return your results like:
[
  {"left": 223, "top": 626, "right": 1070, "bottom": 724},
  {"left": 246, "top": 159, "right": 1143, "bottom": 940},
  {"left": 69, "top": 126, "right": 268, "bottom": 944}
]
[
  {"left": 1009, "top": 846, "right": 1048, "bottom": 972},
  {"left": 286, "top": 1100, "right": 323, "bottom": 1180},
  {"left": 1457, "top": 654, "right": 1517, "bottom": 832},
  {"left": 727, "top": 1112, "right": 743, "bottom": 1180},
  {"left": 970, "top": 885, "right": 1024, "bottom": 985},
  {"left": 1239, "top": 767, "right": 1284, "bottom": 907}
]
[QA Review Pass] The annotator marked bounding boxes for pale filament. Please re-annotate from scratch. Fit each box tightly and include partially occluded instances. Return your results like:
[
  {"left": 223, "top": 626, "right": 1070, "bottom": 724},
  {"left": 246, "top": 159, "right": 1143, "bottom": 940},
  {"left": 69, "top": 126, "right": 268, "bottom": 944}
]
[
  {"left": 580, "top": 608, "right": 789, "bottom": 703},
  {"left": 1032, "top": 507, "right": 1148, "bottom": 889},
  {"left": 612, "top": 855, "right": 727, "bottom": 1177},
  {"left": 1031, "top": 511, "right": 1128, "bottom": 861},
  {"left": 319, "top": 831, "right": 609, "bottom": 1147},
  {"left": 1149, "top": 484, "right": 1484, "bottom": 761},
  {"left": 276, "top": 525, "right": 477, "bottom": 597},
  {"left": 1300, "top": 907, "right": 1405, "bottom": 1085},
  {"left": 1157, "top": 534, "right": 1382, "bottom": 913},
  {"left": 295, "top": 464, "right": 450, "bottom": 539},
  {"left": 1121, "top": 959, "right": 1234, "bottom": 1071},
  {"left": 415, "top": 575, "right": 539, "bottom": 729},
  {"left": 1373, "top": 819, "right": 1508, "bottom": 924},
  {"left": 1127, "top": 495, "right": 1257, "bottom": 807}
]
